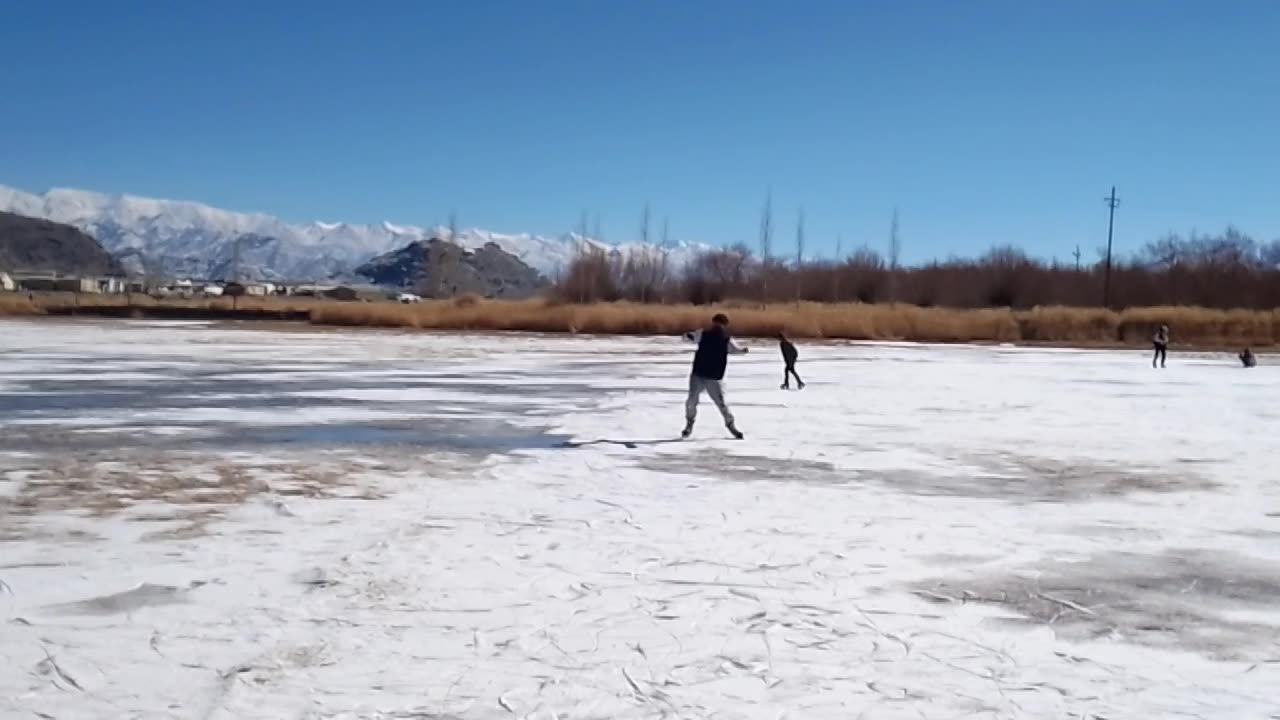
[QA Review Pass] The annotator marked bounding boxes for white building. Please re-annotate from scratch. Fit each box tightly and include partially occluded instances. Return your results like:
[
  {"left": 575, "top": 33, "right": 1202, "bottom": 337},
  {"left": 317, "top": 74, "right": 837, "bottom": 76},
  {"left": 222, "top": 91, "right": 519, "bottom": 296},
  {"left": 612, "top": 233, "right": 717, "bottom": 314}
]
[
  {"left": 97, "top": 277, "right": 126, "bottom": 294},
  {"left": 0, "top": 272, "right": 14, "bottom": 292}
]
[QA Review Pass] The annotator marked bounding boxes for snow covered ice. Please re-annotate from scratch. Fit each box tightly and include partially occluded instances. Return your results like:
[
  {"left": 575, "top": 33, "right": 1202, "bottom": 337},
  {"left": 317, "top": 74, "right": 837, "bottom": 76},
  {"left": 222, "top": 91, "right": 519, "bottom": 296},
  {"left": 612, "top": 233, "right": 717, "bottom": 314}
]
[{"left": 1, "top": 318, "right": 1278, "bottom": 719}]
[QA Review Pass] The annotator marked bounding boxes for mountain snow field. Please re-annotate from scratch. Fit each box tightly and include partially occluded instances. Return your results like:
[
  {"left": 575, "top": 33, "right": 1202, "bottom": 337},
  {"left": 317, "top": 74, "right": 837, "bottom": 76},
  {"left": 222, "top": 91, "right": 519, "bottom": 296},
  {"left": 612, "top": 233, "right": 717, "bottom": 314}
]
[
  {"left": 1, "top": 318, "right": 1278, "bottom": 719},
  {"left": 0, "top": 185, "right": 706, "bottom": 281}
]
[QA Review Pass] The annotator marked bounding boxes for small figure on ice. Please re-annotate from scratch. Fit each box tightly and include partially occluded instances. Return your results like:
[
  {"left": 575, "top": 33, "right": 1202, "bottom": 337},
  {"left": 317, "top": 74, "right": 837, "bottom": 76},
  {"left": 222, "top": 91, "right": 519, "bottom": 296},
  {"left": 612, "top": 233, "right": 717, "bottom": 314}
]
[
  {"left": 778, "top": 332, "right": 805, "bottom": 390},
  {"left": 682, "top": 313, "right": 747, "bottom": 439},
  {"left": 1152, "top": 324, "right": 1169, "bottom": 368},
  {"left": 1240, "top": 347, "right": 1257, "bottom": 368}
]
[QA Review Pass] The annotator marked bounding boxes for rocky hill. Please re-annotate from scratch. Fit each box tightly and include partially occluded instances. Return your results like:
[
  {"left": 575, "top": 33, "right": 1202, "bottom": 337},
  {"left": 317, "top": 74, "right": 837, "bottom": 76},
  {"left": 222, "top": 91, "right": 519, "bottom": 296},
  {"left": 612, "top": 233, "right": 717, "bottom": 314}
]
[
  {"left": 355, "top": 238, "right": 547, "bottom": 298},
  {"left": 0, "top": 211, "right": 124, "bottom": 276}
]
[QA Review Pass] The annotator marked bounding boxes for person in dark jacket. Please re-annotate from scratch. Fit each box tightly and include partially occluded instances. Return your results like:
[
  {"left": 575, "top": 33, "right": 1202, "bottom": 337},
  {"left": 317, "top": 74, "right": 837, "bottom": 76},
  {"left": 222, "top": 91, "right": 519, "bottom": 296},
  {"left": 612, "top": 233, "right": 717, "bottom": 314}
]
[
  {"left": 1152, "top": 325, "right": 1169, "bottom": 368},
  {"left": 778, "top": 332, "right": 804, "bottom": 390},
  {"left": 681, "top": 313, "right": 747, "bottom": 439},
  {"left": 1240, "top": 347, "right": 1257, "bottom": 368}
]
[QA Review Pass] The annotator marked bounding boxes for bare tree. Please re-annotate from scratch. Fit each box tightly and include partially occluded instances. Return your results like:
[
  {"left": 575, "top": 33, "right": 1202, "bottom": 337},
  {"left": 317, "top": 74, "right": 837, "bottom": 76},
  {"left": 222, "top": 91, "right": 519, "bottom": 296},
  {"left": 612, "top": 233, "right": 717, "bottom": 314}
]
[
  {"left": 661, "top": 217, "right": 671, "bottom": 248},
  {"left": 575, "top": 211, "right": 591, "bottom": 303},
  {"left": 759, "top": 189, "right": 773, "bottom": 304},
  {"left": 1262, "top": 238, "right": 1280, "bottom": 268},
  {"left": 833, "top": 233, "right": 843, "bottom": 301},
  {"left": 592, "top": 214, "right": 603, "bottom": 243},
  {"left": 627, "top": 203, "right": 660, "bottom": 303},
  {"left": 795, "top": 206, "right": 805, "bottom": 301},
  {"left": 448, "top": 210, "right": 458, "bottom": 244},
  {"left": 887, "top": 208, "right": 901, "bottom": 304}
]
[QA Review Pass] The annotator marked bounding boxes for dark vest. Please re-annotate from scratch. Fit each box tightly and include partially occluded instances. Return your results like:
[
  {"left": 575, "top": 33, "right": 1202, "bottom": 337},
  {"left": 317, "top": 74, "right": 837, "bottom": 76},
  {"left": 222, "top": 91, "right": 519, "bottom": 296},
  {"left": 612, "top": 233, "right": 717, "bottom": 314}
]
[{"left": 692, "top": 326, "right": 731, "bottom": 380}]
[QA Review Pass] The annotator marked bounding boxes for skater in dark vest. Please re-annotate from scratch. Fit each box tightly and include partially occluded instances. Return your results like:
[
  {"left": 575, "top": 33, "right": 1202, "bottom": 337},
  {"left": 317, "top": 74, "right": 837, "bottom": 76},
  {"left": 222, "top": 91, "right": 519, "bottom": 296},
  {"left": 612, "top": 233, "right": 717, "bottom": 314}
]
[
  {"left": 1152, "top": 325, "right": 1169, "bottom": 368},
  {"left": 1240, "top": 347, "right": 1257, "bottom": 368},
  {"left": 778, "top": 332, "right": 804, "bottom": 389},
  {"left": 682, "top": 313, "right": 747, "bottom": 439}
]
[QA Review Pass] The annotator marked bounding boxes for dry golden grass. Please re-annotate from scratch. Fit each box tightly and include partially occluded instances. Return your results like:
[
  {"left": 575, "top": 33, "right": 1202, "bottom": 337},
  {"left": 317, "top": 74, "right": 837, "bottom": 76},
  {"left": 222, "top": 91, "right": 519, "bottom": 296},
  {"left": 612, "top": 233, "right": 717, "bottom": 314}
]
[
  {"left": 307, "top": 298, "right": 1279, "bottom": 347},
  {"left": 9, "top": 290, "right": 1277, "bottom": 348},
  {"left": 0, "top": 293, "right": 42, "bottom": 316},
  {"left": 23, "top": 292, "right": 327, "bottom": 315}
]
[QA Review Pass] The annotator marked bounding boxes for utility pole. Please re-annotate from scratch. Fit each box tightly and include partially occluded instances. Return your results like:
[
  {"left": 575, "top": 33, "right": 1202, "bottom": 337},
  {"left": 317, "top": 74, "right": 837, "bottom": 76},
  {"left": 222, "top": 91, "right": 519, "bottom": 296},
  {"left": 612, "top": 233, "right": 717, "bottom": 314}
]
[
  {"left": 1103, "top": 186, "right": 1120, "bottom": 308},
  {"left": 1073, "top": 245, "right": 1082, "bottom": 272},
  {"left": 435, "top": 210, "right": 458, "bottom": 299}
]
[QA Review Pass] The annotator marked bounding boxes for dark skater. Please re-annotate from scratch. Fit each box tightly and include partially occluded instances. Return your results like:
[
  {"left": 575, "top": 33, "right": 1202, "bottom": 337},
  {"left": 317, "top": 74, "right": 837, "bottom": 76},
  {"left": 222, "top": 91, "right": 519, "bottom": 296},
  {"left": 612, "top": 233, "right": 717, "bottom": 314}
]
[
  {"left": 1153, "top": 324, "right": 1169, "bottom": 369},
  {"left": 682, "top": 313, "right": 747, "bottom": 439},
  {"left": 778, "top": 332, "right": 804, "bottom": 390}
]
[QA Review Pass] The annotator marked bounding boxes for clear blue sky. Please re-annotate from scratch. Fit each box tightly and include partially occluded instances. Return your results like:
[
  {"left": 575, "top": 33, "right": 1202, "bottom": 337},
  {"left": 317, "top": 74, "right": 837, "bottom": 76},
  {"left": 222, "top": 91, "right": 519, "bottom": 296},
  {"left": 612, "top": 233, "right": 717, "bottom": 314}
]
[{"left": 2, "top": 0, "right": 1277, "bottom": 263}]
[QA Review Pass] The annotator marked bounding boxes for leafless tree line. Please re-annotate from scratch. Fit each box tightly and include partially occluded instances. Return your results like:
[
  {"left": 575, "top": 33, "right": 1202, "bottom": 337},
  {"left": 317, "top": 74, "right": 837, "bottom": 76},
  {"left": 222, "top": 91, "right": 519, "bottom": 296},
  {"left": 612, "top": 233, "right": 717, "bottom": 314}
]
[{"left": 555, "top": 225, "right": 1280, "bottom": 309}]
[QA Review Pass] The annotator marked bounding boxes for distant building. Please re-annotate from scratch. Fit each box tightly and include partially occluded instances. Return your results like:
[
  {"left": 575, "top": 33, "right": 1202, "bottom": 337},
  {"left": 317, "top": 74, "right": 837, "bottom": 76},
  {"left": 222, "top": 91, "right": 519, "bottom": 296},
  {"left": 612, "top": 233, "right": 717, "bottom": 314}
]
[
  {"left": 203, "top": 284, "right": 224, "bottom": 296},
  {"left": 289, "top": 283, "right": 339, "bottom": 297},
  {"left": 96, "top": 277, "right": 126, "bottom": 294},
  {"left": 322, "top": 286, "right": 359, "bottom": 302},
  {"left": 57, "top": 277, "right": 100, "bottom": 293},
  {"left": 396, "top": 292, "right": 422, "bottom": 304},
  {"left": 0, "top": 272, "right": 14, "bottom": 292}
]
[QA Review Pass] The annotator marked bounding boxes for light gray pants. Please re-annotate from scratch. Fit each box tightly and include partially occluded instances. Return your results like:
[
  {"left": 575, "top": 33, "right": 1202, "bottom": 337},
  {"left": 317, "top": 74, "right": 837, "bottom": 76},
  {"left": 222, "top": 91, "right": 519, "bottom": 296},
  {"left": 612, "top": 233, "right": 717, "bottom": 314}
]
[{"left": 686, "top": 374, "right": 734, "bottom": 425}]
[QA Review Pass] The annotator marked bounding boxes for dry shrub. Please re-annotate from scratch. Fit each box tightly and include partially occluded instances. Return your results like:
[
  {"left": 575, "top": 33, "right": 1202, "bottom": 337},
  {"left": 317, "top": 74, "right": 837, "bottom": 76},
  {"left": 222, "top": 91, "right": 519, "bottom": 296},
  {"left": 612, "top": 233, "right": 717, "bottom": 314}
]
[
  {"left": 1117, "top": 306, "right": 1277, "bottom": 346},
  {"left": 10, "top": 290, "right": 1276, "bottom": 348},
  {"left": 305, "top": 299, "right": 1278, "bottom": 347},
  {"left": 0, "top": 294, "right": 42, "bottom": 316},
  {"left": 1018, "top": 306, "right": 1119, "bottom": 343}
]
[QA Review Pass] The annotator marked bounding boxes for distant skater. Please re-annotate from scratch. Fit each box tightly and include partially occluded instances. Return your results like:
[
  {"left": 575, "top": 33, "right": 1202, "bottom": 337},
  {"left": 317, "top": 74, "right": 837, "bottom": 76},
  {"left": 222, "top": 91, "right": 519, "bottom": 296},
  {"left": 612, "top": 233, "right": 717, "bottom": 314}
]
[
  {"left": 682, "top": 313, "right": 747, "bottom": 439},
  {"left": 778, "top": 333, "right": 805, "bottom": 389},
  {"left": 1152, "top": 325, "right": 1169, "bottom": 368},
  {"left": 1240, "top": 347, "right": 1257, "bottom": 368}
]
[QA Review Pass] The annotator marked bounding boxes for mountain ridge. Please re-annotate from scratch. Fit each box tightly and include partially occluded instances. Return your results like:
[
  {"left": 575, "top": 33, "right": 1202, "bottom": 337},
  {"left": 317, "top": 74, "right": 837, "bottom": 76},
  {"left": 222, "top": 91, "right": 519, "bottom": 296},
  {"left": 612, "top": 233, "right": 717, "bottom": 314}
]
[{"left": 0, "top": 184, "right": 708, "bottom": 281}]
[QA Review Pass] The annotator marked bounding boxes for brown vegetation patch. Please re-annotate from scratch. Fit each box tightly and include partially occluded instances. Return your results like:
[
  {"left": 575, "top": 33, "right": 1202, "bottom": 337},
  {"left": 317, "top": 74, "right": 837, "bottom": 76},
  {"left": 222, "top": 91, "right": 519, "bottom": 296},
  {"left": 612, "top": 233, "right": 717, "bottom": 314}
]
[
  {"left": 0, "top": 457, "right": 359, "bottom": 542},
  {"left": 0, "top": 293, "right": 42, "bottom": 316},
  {"left": 306, "top": 297, "right": 1280, "bottom": 347},
  {"left": 12, "top": 290, "right": 1278, "bottom": 347}
]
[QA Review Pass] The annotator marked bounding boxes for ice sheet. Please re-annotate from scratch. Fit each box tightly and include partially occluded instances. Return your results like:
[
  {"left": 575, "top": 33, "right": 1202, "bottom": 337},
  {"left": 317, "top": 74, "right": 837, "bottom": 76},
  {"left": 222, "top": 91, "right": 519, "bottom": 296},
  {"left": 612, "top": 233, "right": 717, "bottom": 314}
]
[{"left": 0, "top": 317, "right": 1277, "bottom": 719}]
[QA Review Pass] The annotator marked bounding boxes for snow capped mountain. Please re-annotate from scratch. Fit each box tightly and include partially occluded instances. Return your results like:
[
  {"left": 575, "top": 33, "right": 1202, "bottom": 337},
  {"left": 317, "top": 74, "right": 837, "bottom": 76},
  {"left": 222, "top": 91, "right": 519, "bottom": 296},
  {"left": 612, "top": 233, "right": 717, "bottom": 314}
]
[{"left": 0, "top": 185, "right": 709, "bottom": 281}]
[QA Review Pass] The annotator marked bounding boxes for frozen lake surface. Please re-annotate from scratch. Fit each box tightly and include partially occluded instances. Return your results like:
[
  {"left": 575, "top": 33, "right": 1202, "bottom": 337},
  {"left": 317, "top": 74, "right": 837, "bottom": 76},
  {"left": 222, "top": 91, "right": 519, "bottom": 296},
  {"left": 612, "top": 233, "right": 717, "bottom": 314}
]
[{"left": 1, "top": 318, "right": 1278, "bottom": 719}]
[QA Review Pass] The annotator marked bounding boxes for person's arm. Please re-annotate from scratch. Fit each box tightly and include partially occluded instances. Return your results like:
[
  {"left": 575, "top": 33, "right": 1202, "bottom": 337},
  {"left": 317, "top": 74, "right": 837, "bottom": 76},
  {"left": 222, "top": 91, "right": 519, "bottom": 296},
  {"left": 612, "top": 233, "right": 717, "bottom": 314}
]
[
  {"left": 683, "top": 329, "right": 702, "bottom": 344},
  {"left": 728, "top": 338, "right": 748, "bottom": 355}
]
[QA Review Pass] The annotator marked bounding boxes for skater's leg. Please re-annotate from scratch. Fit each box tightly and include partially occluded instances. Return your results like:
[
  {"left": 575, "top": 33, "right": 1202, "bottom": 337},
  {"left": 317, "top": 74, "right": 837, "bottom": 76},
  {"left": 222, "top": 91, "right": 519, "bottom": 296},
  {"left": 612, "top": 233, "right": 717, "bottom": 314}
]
[
  {"left": 787, "top": 365, "right": 804, "bottom": 387},
  {"left": 685, "top": 375, "right": 704, "bottom": 424},
  {"left": 1152, "top": 345, "right": 1159, "bottom": 368},
  {"left": 1160, "top": 346, "right": 1167, "bottom": 368},
  {"left": 781, "top": 367, "right": 789, "bottom": 389},
  {"left": 704, "top": 379, "right": 736, "bottom": 427}
]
